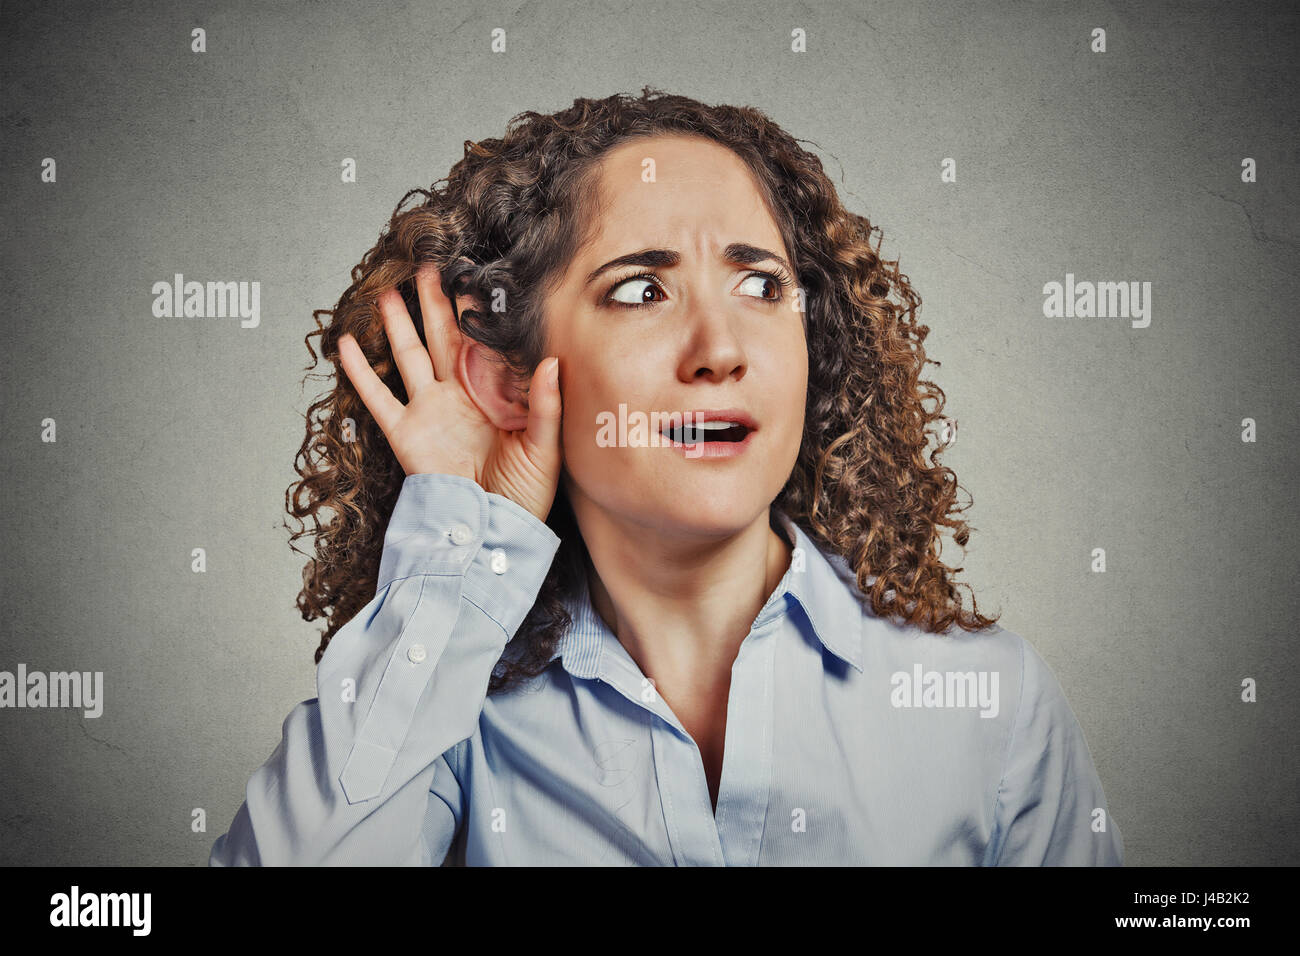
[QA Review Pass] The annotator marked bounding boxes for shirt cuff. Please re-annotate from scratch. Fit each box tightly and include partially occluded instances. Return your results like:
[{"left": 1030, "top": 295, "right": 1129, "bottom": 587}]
[{"left": 376, "top": 472, "right": 562, "bottom": 632}]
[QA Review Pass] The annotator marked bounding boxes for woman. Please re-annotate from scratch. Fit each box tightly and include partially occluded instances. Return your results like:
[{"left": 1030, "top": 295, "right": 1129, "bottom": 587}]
[{"left": 210, "top": 88, "right": 1124, "bottom": 866}]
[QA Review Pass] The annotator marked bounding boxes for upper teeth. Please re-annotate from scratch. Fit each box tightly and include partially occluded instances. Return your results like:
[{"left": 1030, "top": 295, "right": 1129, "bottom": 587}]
[{"left": 667, "top": 420, "right": 740, "bottom": 433}]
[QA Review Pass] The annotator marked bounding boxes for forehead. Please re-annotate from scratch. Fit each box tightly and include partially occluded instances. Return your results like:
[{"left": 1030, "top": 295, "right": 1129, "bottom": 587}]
[{"left": 583, "top": 134, "right": 785, "bottom": 254}]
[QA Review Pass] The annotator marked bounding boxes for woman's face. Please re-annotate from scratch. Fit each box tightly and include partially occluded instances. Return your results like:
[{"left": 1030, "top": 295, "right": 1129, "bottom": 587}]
[{"left": 543, "top": 133, "right": 808, "bottom": 540}]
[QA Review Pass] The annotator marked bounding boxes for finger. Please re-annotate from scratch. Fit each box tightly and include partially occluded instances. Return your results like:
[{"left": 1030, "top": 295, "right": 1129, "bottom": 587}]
[
  {"left": 523, "top": 357, "right": 562, "bottom": 461},
  {"left": 414, "top": 262, "right": 460, "bottom": 383},
  {"left": 376, "top": 287, "right": 435, "bottom": 398},
  {"left": 338, "top": 332, "right": 404, "bottom": 436}
]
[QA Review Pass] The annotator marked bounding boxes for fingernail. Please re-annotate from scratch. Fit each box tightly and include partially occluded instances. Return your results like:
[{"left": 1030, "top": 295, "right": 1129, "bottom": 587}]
[{"left": 549, "top": 358, "right": 559, "bottom": 389}]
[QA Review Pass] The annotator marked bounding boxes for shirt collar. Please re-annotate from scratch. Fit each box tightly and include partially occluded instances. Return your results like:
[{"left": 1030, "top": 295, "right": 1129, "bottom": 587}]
[{"left": 548, "top": 509, "right": 866, "bottom": 679}]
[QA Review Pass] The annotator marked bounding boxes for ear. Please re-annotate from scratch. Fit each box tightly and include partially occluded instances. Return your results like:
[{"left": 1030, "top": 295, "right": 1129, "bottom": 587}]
[{"left": 458, "top": 341, "right": 532, "bottom": 432}]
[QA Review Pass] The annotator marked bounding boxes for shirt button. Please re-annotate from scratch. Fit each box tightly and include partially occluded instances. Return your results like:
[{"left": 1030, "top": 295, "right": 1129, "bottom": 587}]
[
  {"left": 407, "top": 643, "right": 427, "bottom": 664},
  {"left": 490, "top": 548, "right": 509, "bottom": 574},
  {"left": 449, "top": 523, "right": 473, "bottom": 545}
]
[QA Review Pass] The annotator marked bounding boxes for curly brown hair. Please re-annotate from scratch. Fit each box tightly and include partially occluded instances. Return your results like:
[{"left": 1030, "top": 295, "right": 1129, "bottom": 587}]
[{"left": 287, "top": 86, "right": 999, "bottom": 695}]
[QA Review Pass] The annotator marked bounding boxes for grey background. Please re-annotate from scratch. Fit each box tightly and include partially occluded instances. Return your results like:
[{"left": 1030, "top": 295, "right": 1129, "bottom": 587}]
[{"left": 1, "top": 0, "right": 1296, "bottom": 866}]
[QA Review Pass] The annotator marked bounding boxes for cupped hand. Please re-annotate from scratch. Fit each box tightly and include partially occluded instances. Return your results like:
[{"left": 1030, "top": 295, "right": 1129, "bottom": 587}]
[{"left": 337, "top": 263, "right": 563, "bottom": 524}]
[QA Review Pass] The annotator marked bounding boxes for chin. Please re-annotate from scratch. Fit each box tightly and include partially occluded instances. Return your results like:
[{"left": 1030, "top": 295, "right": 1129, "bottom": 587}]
[{"left": 630, "top": 496, "right": 767, "bottom": 537}]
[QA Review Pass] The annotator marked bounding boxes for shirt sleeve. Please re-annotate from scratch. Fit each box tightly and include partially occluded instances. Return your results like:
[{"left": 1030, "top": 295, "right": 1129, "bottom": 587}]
[
  {"left": 986, "top": 635, "right": 1126, "bottom": 866},
  {"left": 208, "top": 471, "right": 561, "bottom": 866}
]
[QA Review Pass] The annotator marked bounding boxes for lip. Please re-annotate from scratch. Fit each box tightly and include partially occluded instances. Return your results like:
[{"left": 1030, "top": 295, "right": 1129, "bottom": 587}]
[
  {"left": 657, "top": 408, "right": 758, "bottom": 459},
  {"left": 659, "top": 427, "right": 756, "bottom": 458},
  {"left": 657, "top": 408, "right": 759, "bottom": 433}
]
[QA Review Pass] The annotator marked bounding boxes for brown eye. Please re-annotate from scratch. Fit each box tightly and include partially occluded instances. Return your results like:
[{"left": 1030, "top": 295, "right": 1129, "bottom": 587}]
[
  {"left": 738, "top": 273, "right": 784, "bottom": 301},
  {"left": 607, "top": 275, "right": 666, "bottom": 308}
]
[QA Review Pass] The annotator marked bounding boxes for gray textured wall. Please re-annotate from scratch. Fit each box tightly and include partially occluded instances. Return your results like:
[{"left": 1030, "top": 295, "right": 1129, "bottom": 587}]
[{"left": 1, "top": 0, "right": 1296, "bottom": 866}]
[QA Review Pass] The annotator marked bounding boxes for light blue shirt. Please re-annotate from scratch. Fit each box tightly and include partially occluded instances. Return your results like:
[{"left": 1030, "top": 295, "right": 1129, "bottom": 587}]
[{"left": 210, "top": 472, "right": 1124, "bottom": 866}]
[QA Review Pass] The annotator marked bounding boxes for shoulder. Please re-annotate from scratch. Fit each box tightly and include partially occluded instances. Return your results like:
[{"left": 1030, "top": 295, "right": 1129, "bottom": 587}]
[
  {"left": 860, "top": 606, "right": 1029, "bottom": 691},
  {"left": 856, "top": 604, "right": 1100, "bottom": 764}
]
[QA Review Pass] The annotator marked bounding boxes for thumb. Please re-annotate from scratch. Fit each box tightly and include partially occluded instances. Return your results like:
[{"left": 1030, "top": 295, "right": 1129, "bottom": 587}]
[{"left": 523, "top": 357, "right": 562, "bottom": 460}]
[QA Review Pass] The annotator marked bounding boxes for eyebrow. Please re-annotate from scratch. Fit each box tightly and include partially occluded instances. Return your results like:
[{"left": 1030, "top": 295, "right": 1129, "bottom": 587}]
[{"left": 583, "top": 243, "right": 792, "bottom": 288}]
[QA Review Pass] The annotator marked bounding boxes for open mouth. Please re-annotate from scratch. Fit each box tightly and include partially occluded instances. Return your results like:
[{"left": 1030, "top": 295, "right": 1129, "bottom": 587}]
[{"left": 660, "top": 420, "right": 753, "bottom": 444}]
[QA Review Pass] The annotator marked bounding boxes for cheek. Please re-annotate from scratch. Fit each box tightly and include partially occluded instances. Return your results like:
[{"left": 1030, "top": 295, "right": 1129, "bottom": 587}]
[
  {"left": 760, "top": 330, "right": 808, "bottom": 390},
  {"left": 558, "top": 360, "right": 624, "bottom": 463},
  {"left": 562, "top": 369, "right": 673, "bottom": 486}
]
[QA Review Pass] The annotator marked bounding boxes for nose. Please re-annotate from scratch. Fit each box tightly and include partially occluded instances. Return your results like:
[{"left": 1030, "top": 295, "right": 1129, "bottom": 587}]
[{"left": 674, "top": 288, "right": 748, "bottom": 383}]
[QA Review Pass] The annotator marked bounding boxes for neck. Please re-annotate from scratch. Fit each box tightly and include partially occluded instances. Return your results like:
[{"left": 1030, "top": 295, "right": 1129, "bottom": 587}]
[{"left": 572, "top": 490, "right": 794, "bottom": 695}]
